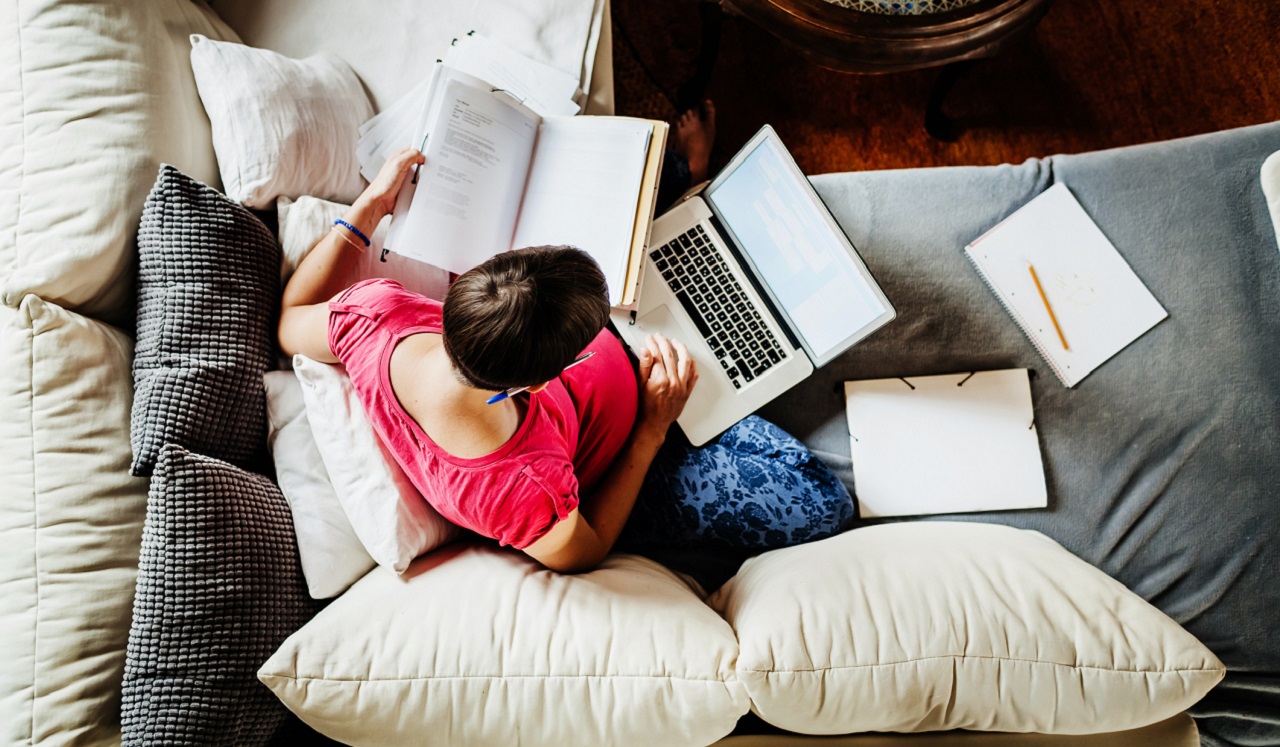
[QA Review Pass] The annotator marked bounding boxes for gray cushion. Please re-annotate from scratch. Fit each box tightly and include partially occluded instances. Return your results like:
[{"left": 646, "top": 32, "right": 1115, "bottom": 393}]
[
  {"left": 122, "top": 444, "right": 319, "bottom": 746},
  {"left": 130, "top": 165, "right": 280, "bottom": 476}
]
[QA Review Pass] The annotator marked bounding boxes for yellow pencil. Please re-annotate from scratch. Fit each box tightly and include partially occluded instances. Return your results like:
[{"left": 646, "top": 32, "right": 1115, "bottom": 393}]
[{"left": 1028, "top": 264, "right": 1069, "bottom": 351}]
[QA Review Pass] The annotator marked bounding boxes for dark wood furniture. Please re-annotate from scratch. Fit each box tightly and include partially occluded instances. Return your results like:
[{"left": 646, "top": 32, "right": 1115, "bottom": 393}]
[{"left": 681, "top": 0, "right": 1056, "bottom": 140}]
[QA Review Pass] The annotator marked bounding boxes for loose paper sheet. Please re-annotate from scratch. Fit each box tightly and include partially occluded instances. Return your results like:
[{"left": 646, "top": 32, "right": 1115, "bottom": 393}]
[{"left": 844, "top": 369, "right": 1048, "bottom": 518}]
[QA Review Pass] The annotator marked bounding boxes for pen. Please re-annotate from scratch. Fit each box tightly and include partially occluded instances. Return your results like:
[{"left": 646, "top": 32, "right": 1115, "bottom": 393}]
[
  {"left": 411, "top": 133, "right": 429, "bottom": 184},
  {"left": 1027, "top": 264, "right": 1069, "bottom": 351},
  {"left": 485, "top": 352, "right": 595, "bottom": 405}
]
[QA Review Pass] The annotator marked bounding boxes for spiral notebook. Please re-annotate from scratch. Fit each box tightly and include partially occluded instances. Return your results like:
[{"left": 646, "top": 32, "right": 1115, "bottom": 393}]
[{"left": 964, "top": 183, "right": 1168, "bottom": 387}]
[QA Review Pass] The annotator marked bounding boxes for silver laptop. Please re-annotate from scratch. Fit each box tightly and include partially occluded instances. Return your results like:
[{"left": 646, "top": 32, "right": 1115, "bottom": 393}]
[{"left": 611, "top": 125, "right": 896, "bottom": 446}]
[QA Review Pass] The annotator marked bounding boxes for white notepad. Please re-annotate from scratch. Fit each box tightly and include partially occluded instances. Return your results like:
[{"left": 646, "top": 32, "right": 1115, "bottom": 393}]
[
  {"left": 964, "top": 183, "right": 1168, "bottom": 387},
  {"left": 844, "top": 369, "right": 1047, "bottom": 518}
]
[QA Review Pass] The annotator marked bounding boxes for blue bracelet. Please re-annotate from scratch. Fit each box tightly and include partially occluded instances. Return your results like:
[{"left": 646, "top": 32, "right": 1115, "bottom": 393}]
[{"left": 333, "top": 219, "right": 371, "bottom": 247}]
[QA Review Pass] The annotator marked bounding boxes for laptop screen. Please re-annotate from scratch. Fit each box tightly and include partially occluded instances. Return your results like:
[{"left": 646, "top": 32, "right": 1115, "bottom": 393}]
[{"left": 705, "top": 130, "right": 893, "bottom": 366}]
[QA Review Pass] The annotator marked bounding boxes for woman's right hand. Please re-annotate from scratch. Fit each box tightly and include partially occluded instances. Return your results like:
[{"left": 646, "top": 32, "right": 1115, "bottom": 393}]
[
  {"left": 635, "top": 333, "right": 698, "bottom": 442},
  {"left": 356, "top": 146, "right": 425, "bottom": 220}
]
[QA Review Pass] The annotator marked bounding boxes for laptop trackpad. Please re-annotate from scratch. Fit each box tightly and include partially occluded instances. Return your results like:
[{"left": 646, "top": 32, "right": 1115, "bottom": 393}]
[{"left": 638, "top": 304, "right": 680, "bottom": 341}]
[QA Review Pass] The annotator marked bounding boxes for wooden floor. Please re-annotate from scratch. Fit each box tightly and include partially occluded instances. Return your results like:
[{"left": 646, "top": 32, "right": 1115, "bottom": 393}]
[{"left": 612, "top": 0, "right": 1280, "bottom": 176}]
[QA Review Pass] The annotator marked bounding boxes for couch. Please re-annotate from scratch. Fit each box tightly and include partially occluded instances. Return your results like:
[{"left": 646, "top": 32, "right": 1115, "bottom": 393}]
[{"left": 4, "top": 0, "right": 1276, "bottom": 745}]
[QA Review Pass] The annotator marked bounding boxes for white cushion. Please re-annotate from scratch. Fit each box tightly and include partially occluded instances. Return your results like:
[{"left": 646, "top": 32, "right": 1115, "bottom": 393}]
[
  {"left": 0, "top": 296, "right": 146, "bottom": 747},
  {"left": 709, "top": 522, "right": 1225, "bottom": 736},
  {"left": 189, "top": 35, "right": 373, "bottom": 209},
  {"left": 0, "top": 0, "right": 236, "bottom": 323},
  {"left": 276, "top": 195, "right": 451, "bottom": 298},
  {"left": 264, "top": 371, "right": 375, "bottom": 598},
  {"left": 260, "top": 545, "right": 750, "bottom": 747},
  {"left": 292, "top": 354, "right": 460, "bottom": 574}
]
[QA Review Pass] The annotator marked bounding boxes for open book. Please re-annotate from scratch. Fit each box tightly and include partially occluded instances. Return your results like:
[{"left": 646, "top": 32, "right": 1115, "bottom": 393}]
[{"left": 381, "top": 65, "right": 667, "bottom": 307}]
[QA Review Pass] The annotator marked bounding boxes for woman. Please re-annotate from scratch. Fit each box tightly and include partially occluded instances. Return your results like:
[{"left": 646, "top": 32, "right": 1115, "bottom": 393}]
[{"left": 280, "top": 115, "right": 852, "bottom": 574}]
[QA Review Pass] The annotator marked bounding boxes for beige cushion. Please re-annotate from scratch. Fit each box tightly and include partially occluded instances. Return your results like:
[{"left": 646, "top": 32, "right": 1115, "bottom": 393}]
[
  {"left": 0, "top": 0, "right": 237, "bottom": 323},
  {"left": 0, "top": 296, "right": 146, "bottom": 747},
  {"left": 709, "top": 522, "right": 1224, "bottom": 736},
  {"left": 260, "top": 545, "right": 750, "bottom": 746}
]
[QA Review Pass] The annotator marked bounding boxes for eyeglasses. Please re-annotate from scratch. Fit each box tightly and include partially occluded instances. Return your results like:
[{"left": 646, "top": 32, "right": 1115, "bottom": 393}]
[{"left": 485, "top": 351, "right": 595, "bottom": 405}]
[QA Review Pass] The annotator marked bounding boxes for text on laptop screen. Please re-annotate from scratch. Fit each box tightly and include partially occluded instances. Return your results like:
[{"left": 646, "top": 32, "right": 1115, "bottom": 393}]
[{"left": 706, "top": 138, "right": 887, "bottom": 359}]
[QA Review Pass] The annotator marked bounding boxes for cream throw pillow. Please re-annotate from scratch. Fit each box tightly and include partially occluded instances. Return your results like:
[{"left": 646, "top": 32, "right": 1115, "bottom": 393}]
[
  {"left": 710, "top": 522, "right": 1225, "bottom": 735},
  {"left": 0, "top": 297, "right": 146, "bottom": 747},
  {"left": 260, "top": 545, "right": 750, "bottom": 747},
  {"left": 189, "top": 35, "right": 373, "bottom": 209}
]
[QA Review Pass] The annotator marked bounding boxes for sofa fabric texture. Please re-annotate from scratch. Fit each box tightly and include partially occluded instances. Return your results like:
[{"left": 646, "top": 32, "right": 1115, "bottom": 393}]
[
  {"left": 122, "top": 444, "right": 319, "bottom": 747},
  {"left": 131, "top": 165, "right": 280, "bottom": 476},
  {"left": 0, "top": 0, "right": 237, "bottom": 324}
]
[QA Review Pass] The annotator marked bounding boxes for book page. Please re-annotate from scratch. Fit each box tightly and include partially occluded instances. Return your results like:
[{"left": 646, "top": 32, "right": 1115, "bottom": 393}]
[
  {"left": 357, "top": 75, "right": 435, "bottom": 182},
  {"left": 511, "top": 117, "right": 652, "bottom": 306},
  {"left": 386, "top": 78, "right": 539, "bottom": 273}
]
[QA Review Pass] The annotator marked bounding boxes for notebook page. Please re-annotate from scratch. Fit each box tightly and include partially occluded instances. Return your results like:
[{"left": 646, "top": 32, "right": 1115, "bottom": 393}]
[
  {"left": 965, "top": 184, "right": 1168, "bottom": 387},
  {"left": 511, "top": 117, "right": 652, "bottom": 306},
  {"left": 844, "top": 369, "right": 1047, "bottom": 518}
]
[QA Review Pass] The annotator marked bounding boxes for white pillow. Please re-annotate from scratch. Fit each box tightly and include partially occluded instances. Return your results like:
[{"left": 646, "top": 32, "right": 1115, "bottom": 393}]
[
  {"left": 292, "top": 355, "right": 460, "bottom": 573},
  {"left": 709, "top": 522, "right": 1225, "bottom": 736},
  {"left": 189, "top": 35, "right": 373, "bottom": 209},
  {"left": 276, "top": 195, "right": 451, "bottom": 299},
  {"left": 260, "top": 545, "right": 750, "bottom": 747},
  {"left": 264, "top": 371, "right": 375, "bottom": 598}
]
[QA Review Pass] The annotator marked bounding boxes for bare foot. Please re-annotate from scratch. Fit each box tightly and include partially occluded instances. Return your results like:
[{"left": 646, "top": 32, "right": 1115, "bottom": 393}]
[{"left": 673, "top": 100, "right": 716, "bottom": 184}]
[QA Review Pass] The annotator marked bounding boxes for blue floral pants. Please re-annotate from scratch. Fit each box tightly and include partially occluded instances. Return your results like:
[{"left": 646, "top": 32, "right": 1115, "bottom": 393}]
[{"left": 619, "top": 416, "right": 855, "bottom": 552}]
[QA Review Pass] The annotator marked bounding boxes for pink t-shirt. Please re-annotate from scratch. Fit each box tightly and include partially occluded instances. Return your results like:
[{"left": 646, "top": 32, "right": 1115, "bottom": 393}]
[{"left": 328, "top": 278, "right": 637, "bottom": 549}]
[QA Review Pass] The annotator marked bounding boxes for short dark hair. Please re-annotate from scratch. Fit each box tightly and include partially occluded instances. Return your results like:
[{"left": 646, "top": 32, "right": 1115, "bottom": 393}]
[{"left": 442, "top": 246, "right": 610, "bottom": 391}]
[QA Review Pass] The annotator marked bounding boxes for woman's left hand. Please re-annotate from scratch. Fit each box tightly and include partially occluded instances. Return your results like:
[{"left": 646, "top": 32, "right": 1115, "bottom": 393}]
[{"left": 357, "top": 146, "right": 425, "bottom": 219}]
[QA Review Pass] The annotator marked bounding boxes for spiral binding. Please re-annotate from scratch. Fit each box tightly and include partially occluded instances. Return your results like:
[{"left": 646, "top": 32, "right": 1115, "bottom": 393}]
[{"left": 964, "top": 251, "right": 1070, "bottom": 387}]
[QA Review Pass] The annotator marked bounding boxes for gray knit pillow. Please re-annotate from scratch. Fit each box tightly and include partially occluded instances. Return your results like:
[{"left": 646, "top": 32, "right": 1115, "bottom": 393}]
[
  {"left": 123, "top": 444, "right": 319, "bottom": 747},
  {"left": 130, "top": 165, "right": 280, "bottom": 476}
]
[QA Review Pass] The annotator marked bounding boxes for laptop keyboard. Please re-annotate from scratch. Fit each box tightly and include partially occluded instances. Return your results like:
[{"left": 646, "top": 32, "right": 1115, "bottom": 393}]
[{"left": 649, "top": 224, "right": 787, "bottom": 390}]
